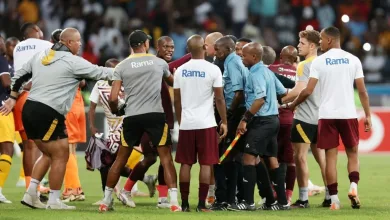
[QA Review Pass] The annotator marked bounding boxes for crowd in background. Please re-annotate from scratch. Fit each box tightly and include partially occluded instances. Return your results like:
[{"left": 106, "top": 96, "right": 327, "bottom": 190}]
[{"left": 0, "top": 0, "right": 389, "bottom": 83}]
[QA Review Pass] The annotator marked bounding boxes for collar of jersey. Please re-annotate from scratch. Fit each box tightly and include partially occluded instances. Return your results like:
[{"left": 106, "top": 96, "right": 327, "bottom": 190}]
[
  {"left": 128, "top": 53, "right": 154, "bottom": 58},
  {"left": 51, "top": 43, "right": 72, "bottom": 53},
  {"left": 249, "top": 61, "right": 264, "bottom": 72}
]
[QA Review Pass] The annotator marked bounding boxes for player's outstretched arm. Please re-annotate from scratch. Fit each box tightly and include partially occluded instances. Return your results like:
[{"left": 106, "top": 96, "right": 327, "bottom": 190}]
[
  {"left": 72, "top": 56, "right": 114, "bottom": 81},
  {"left": 355, "top": 77, "right": 371, "bottom": 132},
  {"left": 289, "top": 77, "right": 317, "bottom": 110},
  {"left": 109, "top": 80, "right": 122, "bottom": 115},
  {"left": 281, "top": 81, "right": 306, "bottom": 104}
]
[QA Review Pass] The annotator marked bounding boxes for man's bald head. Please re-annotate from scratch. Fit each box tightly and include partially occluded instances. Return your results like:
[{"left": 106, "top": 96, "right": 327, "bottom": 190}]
[
  {"left": 241, "top": 42, "right": 263, "bottom": 67},
  {"left": 204, "top": 32, "right": 223, "bottom": 56},
  {"left": 262, "top": 46, "right": 276, "bottom": 65},
  {"left": 214, "top": 36, "right": 236, "bottom": 61},
  {"left": 280, "top": 45, "right": 298, "bottom": 65},
  {"left": 187, "top": 35, "right": 205, "bottom": 58},
  {"left": 60, "top": 28, "right": 82, "bottom": 55}
]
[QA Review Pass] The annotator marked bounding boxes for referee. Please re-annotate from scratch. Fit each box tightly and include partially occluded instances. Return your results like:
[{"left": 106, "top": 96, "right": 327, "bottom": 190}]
[
  {"left": 212, "top": 36, "right": 247, "bottom": 210},
  {"left": 99, "top": 30, "right": 181, "bottom": 212},
  {"left": 228, "top": 42, "right": 289, "bottom": 211},
  {"left": 0, "top": 28, "right": 113, "bottom": 210}
]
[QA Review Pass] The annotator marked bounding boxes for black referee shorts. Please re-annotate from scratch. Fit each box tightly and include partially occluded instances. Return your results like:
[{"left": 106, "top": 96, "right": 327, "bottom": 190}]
[
  {"left": 121, "top": 113, "right": 172, "bottom": 148},
  {"left": 22, "top": 100, "right": 67, "bottom": 141},
  {"left": 221, "top": 107, "right": 246, "bottom": 162},
  {"left": 244, "top": 115, "right": 280, "bottom": 157}
]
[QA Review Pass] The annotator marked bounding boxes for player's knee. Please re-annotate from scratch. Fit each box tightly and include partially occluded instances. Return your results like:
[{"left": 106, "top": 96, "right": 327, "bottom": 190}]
[{"left": 0, "top": 142, "right": 14, "bottom": 156}]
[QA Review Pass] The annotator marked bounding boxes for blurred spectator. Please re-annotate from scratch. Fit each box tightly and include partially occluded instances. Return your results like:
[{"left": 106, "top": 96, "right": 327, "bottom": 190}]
[
  {"left": 316, "top": 0, "right": 335, "bottom": 29},
  {"left": 346, "top": 12, "right": 368, "bottom": 43},
  {"left": 170, "top": 22, "right": 187, "bottom": 60},
  {"left": 228, "top": 0, "right": 249, "bottom": 38},
  {"left": 82, "top": 42, "right": 99, "bottom": 64},
  {"left": 63, "top": 7, "right": 86, "bottom": 38},
  {"left": 382, "top": 50, "right": 390, "bottom": 82},
  {"left": 202, "top": 11, "right": 224, "bottom": 33},
  {"left": 18, "top": 0, "right": 39, "bottom": 23},
  {"left": 195, "top": 0, "right": 213, "bottom": 25},
  {"left": 83, "top": 0, "right": 104, "bottom": 16},
  {"left": 299, "top": 6, "right": 319, "bottom": 31},
  {"left": 274, "top": 4, "right": 297, "bottom": 50},
  {"left": 104, "top": 0, "right": 128, "bottom": 31},
  {"left": 363, "top": 46, "right": 386, "bottom": 83},
  {"left": 258, "top": 0, "right": 278, "bottom": 28}
]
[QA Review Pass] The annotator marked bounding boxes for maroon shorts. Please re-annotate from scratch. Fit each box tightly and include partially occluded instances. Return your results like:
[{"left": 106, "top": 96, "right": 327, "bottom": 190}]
[
  {"left": 175, "top": 127, "right": 219, "bottom": 165},
  {"left": 277, "top": 124, "right": 294, "bottom": 164},
  {"left": 317, "top": 119, "right": 359, "bottom": 150}
]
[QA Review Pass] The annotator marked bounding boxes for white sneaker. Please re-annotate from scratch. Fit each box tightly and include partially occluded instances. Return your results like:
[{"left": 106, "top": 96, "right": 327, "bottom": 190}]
[
  {"left": 143, "top": 175, "right": 157, "bottom": 198},
  {"left": 308, "top": 184, "right": 325, "bottom": 196},
  {"left": 118, "top": 189, "right": 136, "bottom": 208},
  {"left": 46, "top": 199, "right": 76, "bottom": 210},
  {"left": 92, "top": 199, "right": 104, "bottom": 206},
  {"left": 0, "top": 192, "right": 12, "bottom": 204},
  {"left": 157, "top": 198, "right": 170, "bottom": 209},
  {"left": 16, "top": 178, "right": 26, "bottom": 187},
  {"left": 21, "top": 192, "right": 45, "bottom": 208},
  {"left": 99, "top": 198, "right": 114, "bottom": 212}
]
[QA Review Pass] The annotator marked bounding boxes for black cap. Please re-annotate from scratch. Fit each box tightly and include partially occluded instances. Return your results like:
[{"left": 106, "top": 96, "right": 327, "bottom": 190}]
[{"left": 128, "top": 30, "right": 152, "bottom": 47}]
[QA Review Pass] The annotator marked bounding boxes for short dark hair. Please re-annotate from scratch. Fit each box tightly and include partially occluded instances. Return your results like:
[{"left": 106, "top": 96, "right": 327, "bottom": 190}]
[
  {"left": 299, "top": 30, "right": 320, "bottom": 46},
  {"left": 226, "top": 35, "right": 237, "bottom": 43},
  {"left": 237, "top": 38, "right": 252, "bottom": 43},
  {"left": 323, "top": 26, "right": 341, "bottom": 38},
  {"left": 20, "top": 23, "right": 36, "bottom": 38}
]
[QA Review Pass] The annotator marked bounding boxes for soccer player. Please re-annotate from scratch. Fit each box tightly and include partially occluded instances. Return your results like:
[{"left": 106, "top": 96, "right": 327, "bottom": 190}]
[
  {"left": 211, "top": 36, "right": 247, "bottom": 210},
  {"left": 99, "top": 30, "right": 180, "bottom": 212},
  {"left": 0, "top": 28, "right": 113, "bottom": 209},
  {"left": 4, "top": 36, "right": 25, "bottom": 187},
  {"left": 282, "top": 30, "right": 328, "bottom": 208},
  {"left": 235, "top": 38, "right": 252, "bottom": 57},
  {"left": 229, "top": 42, "right": 289, "bottom": 211},
  {"left": 13, "top": 23, "right": 53, "bottom": 194},
  {"left": 0, "top": 37, "right": 14, "bottom": 203},
  {"left": 289, "top": 26, "right": 371, "bottom": 210},
  {"left": 174, "top": 34, "right": 228, "bottom": 212},
  {"left": 89, "top": 58, "right": 152, "bottom": 207},
  {"left": 269, "top": 45, "right": 298, "bottom": 204},
  {"left": 118, "top": 36, "right": 191, "bottom": 209},
  {"left": 62, "top": 83, "right": 87, "bottom": 202}
]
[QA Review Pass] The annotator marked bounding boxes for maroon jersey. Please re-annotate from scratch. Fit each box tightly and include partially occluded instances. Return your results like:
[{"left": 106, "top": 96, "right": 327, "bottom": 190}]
[
  {"left": 160, "top": 53, "right": 192, "bottom": 129},
  {"left": 269, "top": 64, "right": 296, "bottom": 125}
]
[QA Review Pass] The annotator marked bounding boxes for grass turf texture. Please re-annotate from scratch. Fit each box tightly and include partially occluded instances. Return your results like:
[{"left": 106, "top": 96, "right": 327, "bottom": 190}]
[{"left": 0, "top": 154, "right": 389, "bottom": 220}]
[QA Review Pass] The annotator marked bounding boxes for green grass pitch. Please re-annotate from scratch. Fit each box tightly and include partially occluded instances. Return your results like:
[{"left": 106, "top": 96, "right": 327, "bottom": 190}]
[{"left": 0, "top": 154, "right": 389, "bottom": 220}]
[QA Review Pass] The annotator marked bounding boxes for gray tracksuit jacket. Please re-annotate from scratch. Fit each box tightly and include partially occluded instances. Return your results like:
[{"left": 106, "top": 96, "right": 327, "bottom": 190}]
[{"left": 11, "top": 46, "right": 113, "bottom": 115}]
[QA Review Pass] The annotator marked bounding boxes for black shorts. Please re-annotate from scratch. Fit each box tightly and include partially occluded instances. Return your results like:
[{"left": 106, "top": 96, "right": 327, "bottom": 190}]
[
  {"left": 244, "top": 115, "right": 279, "bottom": 157},
  {"left": 22, "top": 100, "right": 67, "bottom": 141},
  {"left": 121, "top": 113, "right": 172, "bottom": 148},
  {"left": 291, "top": 119, "right": 318, "bottom": 144},
  {"left": 221, "top": 107, "right": 246, "bottom": 162}
]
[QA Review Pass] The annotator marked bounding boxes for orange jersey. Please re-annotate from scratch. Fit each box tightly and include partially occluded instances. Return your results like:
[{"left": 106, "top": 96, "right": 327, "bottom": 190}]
[{"left": 65, "top": 89, "right": 86, "bottom": 144}]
